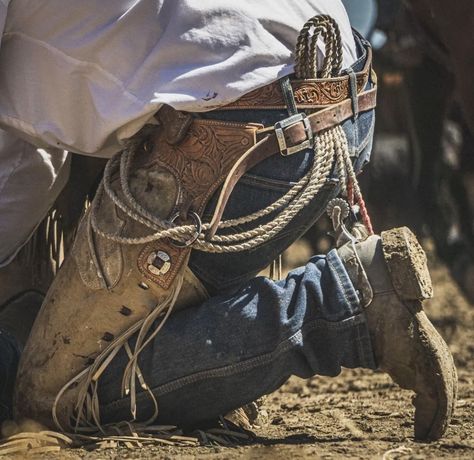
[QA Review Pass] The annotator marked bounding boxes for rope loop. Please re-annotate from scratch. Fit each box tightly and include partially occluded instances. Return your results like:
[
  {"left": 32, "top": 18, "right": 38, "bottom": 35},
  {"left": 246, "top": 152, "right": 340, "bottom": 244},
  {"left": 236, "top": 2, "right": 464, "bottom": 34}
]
[{"left": 294, "top": 14, "right": 343, "bottom": 79}]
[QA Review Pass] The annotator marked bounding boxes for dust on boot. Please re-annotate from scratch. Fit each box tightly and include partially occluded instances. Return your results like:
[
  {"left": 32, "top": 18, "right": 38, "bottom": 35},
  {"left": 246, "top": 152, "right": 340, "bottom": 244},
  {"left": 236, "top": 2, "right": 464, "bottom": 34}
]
[{"left": 337, "top": 226, "right": 457, "bottom": 440}]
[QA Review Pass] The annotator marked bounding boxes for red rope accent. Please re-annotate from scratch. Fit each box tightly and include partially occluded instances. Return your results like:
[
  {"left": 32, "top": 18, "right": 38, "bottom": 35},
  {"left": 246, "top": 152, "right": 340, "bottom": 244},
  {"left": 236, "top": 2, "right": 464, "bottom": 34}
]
[
  {"left": 347, "top": 178, "right": 374, "bottom": 235},
  {"left": 347, "top": 179, "right": 355, "bottom": 206},
  {"left": 357, "top": 194, "right": 374, "bottom": 235}
]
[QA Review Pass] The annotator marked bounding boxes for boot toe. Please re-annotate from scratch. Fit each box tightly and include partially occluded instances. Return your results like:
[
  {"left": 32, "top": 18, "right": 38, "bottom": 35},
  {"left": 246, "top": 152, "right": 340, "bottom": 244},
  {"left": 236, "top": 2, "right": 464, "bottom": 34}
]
[{"left": 410, "top": 310, "right": 458, "bottom": 441}]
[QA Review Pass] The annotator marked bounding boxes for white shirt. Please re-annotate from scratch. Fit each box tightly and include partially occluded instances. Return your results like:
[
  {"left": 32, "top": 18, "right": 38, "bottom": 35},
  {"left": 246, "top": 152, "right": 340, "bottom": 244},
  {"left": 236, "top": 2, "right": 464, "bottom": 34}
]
[{"left": 0, "top": 0, "right": 356, "bottom": 157}]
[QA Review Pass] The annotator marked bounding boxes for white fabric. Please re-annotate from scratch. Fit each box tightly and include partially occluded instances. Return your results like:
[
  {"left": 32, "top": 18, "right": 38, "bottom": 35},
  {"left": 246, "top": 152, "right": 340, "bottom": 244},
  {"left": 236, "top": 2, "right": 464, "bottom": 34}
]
[
  {"left": 0, "top": 0, "right": 356, "bottom": 157},
  {"left": 0, "top": 0, "right": 357, "bottom": 263},
  {"left": 0, "top": 129, "right": 69, "bottom": 266}
]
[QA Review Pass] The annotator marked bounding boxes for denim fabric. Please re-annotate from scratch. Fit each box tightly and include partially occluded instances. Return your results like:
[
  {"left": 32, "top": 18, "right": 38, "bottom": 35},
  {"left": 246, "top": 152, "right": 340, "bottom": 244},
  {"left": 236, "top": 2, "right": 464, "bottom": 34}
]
[
  {"left": 97, "top": 33, "right": 377, "bottom": 426},
  {"left": 99, "top": 251, "right": 375, "bottom": 426}
]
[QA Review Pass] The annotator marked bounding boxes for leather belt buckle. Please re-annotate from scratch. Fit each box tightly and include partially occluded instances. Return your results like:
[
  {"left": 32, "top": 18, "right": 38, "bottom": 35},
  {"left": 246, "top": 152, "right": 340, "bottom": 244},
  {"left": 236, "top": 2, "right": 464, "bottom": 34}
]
[{"left": 274, "top": 113, "right": 314, "bottom": 156}]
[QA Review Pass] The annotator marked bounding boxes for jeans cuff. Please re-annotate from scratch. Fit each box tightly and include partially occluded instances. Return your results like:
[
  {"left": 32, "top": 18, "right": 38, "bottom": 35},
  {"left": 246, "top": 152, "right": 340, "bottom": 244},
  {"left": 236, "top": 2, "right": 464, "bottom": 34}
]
[{"left": 326, "top": 249, "right": 362, "bottom": 316}]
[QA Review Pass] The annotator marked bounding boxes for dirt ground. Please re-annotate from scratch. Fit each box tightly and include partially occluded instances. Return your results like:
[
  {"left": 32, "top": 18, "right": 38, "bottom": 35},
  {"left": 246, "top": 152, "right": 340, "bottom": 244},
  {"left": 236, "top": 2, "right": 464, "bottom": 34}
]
[{"left": 4, "top": 240, "right": 474, "bottom": 459}]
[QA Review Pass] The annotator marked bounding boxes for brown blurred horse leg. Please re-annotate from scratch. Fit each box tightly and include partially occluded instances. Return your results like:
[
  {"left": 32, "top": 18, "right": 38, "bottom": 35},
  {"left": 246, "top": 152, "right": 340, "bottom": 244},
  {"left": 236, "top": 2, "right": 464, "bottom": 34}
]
[
  {"left": 407, "top": 0, "right": 474, "bottom": 134},
  {"left": 405, "top": 56, "right": 453, "bottom": 249}
]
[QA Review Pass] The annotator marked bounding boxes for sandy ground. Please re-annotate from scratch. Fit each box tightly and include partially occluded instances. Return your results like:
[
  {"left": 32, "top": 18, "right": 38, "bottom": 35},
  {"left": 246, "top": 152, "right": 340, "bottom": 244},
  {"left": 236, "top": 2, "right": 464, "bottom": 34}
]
[{"left": 4, "top": 240, "right": 474, "bottom": 459}]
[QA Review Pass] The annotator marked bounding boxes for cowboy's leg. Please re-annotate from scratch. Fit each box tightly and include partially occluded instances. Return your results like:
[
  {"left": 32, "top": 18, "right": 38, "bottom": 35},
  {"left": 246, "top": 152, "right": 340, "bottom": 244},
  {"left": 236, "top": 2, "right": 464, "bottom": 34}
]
[
  {"left": 13, "top": 24, "right": 455, "bottom": 441},
  {"left": 13, "top": 89, "right": 374, "bottom": 430},
  {"left": 99, "top": 247, "right": 375, "bottom": 426},
  {"left": 82, "top": 30, "right": 377, "bottom": 426},
  {"left": 98, "top": 171, "right": 455, "bottom": 440},
  {"left": 97, "top": 86, "right": 377, "bottom": 424},
  {"left": 99, "top": 87, "right": 454, "bottom": 441}
]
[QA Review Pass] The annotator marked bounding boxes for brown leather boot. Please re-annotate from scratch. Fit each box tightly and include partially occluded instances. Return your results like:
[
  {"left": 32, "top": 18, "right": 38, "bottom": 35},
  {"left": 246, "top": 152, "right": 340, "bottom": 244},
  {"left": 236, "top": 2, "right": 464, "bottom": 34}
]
[
  {"left": 337, "top": 227, "right": 457, "bottom": 441},
  {"left": 13, "top": 115, "right": 262, "bottom": 432}
]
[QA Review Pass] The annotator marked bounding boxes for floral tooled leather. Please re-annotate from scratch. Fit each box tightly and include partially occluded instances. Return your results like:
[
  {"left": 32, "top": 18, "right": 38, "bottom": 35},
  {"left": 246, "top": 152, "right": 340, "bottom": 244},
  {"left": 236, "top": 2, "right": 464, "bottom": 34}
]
[
  {"left": 137, "top": 118, "right": 260, "bottom": 289},
  {"left": 224, "top": 74, "right": 367, "bottom": 109}
]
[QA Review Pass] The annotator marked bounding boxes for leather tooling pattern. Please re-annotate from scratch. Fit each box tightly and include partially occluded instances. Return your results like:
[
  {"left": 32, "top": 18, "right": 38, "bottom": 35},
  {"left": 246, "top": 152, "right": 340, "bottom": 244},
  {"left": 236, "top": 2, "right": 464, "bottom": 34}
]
[
  {"left": 226, "top": 74, "right": 367, "bottom": 109},
  {"left": 137, "top": 118, "right": 259, "bottom": 289}
]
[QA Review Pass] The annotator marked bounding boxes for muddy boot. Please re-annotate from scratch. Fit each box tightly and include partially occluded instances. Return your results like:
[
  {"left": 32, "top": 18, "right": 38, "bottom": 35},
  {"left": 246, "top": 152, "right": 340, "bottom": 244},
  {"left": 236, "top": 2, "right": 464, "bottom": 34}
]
[
  {"left": 14, "top": 115, "right": 262, "bottom": 432},
  {"left": 337, "top": 227, "right": 457, "bottom": 441}
]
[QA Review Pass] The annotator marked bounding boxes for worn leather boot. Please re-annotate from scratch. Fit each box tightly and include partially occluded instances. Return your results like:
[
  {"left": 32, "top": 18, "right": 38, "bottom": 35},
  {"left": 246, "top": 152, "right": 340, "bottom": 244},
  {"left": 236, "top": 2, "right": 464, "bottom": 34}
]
[
  {"left": 337, "top": 227, "right": 457, "bottom": 441},
  {"left": 14, "top": 114, "right": 262, "bottom": 432}
]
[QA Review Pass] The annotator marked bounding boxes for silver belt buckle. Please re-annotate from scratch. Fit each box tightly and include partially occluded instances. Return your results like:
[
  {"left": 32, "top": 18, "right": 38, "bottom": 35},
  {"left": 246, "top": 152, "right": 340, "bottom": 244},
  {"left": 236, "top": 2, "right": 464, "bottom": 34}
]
[{"left": 274, "top": 113, "right": 314, "bottom": 156}]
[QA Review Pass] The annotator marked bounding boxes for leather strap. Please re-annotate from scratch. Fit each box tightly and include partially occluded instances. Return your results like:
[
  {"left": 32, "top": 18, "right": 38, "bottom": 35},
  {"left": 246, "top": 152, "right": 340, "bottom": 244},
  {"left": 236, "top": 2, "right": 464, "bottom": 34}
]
[
  {"left": 205, "top": 87, "right": 377, "bottom": 239},
  {"left": 221, "top": 47, "right": 372, "bottom": 110}
]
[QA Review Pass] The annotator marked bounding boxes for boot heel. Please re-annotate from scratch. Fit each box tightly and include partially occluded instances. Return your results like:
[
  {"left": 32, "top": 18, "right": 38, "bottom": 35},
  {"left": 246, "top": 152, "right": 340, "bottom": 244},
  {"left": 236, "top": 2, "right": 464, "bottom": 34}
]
[{"left": 381, "top": 227, "right": 433, "bottom": 301}]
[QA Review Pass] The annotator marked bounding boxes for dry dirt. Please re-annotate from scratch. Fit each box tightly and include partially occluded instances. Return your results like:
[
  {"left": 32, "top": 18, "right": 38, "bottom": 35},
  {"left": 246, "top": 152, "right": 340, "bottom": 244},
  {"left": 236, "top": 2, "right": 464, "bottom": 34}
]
[{"left": 6, "top": 240, "right": 474, "bottom": 459}]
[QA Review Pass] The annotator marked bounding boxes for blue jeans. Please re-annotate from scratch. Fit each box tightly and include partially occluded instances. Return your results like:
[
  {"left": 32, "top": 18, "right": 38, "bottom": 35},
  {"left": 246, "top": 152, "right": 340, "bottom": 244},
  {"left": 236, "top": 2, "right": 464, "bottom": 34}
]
[{"left": 97, "top": 35, "right": 378, "bottom": 426}]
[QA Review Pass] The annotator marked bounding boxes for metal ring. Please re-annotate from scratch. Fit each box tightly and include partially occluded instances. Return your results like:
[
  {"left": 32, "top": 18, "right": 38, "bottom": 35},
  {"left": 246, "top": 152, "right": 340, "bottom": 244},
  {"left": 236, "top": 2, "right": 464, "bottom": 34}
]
[{"left": 169, "top": 211, "right": 202, "bottom": 248}]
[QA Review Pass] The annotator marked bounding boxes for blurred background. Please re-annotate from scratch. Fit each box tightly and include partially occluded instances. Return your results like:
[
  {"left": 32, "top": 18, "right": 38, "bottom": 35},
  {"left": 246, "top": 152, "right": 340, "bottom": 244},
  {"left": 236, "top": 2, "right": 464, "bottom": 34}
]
[{"left": 297, "top": 0, "right": 474, "bottom": 305}]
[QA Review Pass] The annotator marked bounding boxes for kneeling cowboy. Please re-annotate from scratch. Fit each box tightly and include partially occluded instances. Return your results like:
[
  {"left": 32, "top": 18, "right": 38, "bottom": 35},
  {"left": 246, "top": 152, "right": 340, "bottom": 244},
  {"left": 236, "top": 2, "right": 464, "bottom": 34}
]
[{"left": 0, "top": 7, "right": 456, "bottom": 446}]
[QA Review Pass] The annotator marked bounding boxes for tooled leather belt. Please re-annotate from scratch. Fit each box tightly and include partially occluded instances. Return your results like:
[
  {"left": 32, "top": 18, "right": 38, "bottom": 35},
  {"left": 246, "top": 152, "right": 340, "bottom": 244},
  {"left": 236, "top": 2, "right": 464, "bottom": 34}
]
[{"left": 221, "top": 46, "right": 373, "bottom": 110}]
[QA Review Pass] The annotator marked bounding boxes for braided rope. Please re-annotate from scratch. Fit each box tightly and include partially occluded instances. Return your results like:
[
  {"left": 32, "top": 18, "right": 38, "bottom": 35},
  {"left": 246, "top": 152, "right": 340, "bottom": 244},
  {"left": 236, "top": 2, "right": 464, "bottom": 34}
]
[
  {"left": 90, "top": 122, "right": 373, "bottom": 254},
  {"left": 295, "top": 14, "right": 343, "bottom": 79},
  {"left": 333, "top": 125, "right": 374, "bottom": 234}
]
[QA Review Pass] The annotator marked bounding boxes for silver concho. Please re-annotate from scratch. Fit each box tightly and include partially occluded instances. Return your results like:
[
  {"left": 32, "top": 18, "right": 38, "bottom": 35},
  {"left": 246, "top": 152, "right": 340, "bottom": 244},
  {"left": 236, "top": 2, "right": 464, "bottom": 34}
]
[{"left": 147, "top": 251, "right": 171, "bottom": 276}]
